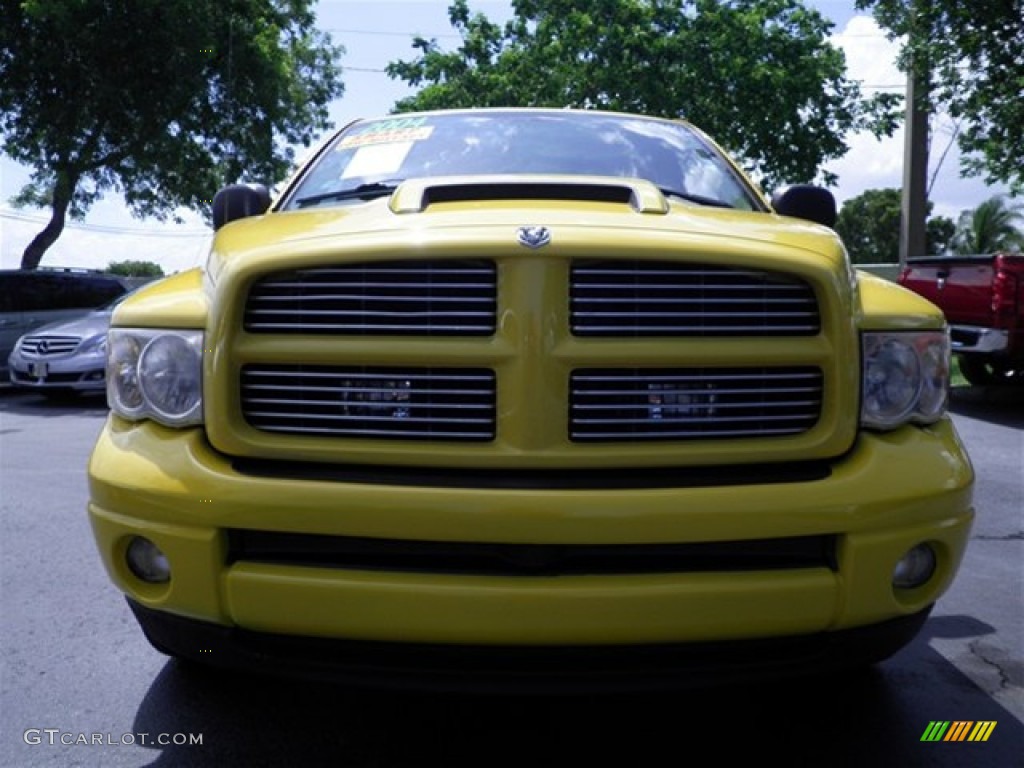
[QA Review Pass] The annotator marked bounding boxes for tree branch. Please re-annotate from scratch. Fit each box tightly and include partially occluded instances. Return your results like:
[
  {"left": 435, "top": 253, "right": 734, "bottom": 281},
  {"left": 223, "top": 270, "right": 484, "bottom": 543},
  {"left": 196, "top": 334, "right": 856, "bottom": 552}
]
[{"left": 20, "top": 171, "right": 79, "bottom": 269}]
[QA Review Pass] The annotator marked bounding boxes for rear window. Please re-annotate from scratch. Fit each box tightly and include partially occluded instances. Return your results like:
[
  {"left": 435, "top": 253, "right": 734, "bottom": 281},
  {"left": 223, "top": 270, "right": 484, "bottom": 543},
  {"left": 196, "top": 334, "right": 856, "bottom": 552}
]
[{"left": 0, "top": 273, "right": 126, "bottom": 312}]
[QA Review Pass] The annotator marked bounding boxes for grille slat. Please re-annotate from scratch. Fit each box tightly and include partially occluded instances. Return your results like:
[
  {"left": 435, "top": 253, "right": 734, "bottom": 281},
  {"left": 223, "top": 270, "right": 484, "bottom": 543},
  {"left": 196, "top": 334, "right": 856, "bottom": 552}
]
[
  {"left": 573, "top": 311, "right": 818, "bottom": 318},
  {"left": 571, "top": 387, "right": 820, "bottom": 397},
  {"left": 241, "top": 365, "right": 496, "bottom": 441},
  {"left": 249, "top": 294, "right": 495, "bottom": 303},
  {"left": 252, "top": 426, "right": 493, "bottom": 439},
  {"left": 571, "top": 260, "right": 820, "bottom": 337},
  {"left": 246, "top": 323, "right": 490, "bottom": 333},
  {"left": 572, "top": 283, "right": 811, "bottom": 292},
  {"left": 570, "top": 367, "right": 823, "bottom": 442},
  {"left": 245, "top": 387, "right": 492, "bottom": 397},
  {"left": 243, "top": 411, "right": 493, "bottom": 424},
  {"left": 249, "top": 309, "right": 495, "bottom": 317},
  {"left": 579, "top": 297, "right": 812, "bottom": 304},
  {"left": 575, "top": 414, "right": 819, "bottom": 425},
  {"left": 246, "top": 260, "right": 497, "bottom": 336},
  {"left": 573, "top": 400, "right": 821, "bottom": 412}
]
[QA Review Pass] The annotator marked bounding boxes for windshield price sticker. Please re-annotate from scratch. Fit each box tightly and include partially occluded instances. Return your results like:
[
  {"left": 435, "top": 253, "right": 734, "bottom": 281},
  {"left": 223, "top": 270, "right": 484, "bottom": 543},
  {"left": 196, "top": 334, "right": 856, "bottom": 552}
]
[
  {"left": 339, "top": 117, "right": 434, "bottom": 149},
  {"left": 341, "top": 141, "right": 414, "bottom": 179}
]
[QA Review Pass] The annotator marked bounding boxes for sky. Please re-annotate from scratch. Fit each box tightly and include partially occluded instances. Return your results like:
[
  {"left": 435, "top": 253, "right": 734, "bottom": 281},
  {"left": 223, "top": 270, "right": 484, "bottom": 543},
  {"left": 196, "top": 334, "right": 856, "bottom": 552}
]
[{"left": 0, "top": 0, "right": 1014, "bottom": 273}]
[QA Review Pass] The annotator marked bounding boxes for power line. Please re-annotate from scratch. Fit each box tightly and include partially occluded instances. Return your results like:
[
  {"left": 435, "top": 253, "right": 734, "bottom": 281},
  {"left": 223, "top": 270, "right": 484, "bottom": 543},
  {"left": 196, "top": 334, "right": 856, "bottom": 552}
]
[
  {"left": 1, "top": 210, "right": 210, "bottom": 238},
  {"left": 325, "top": 27, "right": 462, "bottom": 40}
]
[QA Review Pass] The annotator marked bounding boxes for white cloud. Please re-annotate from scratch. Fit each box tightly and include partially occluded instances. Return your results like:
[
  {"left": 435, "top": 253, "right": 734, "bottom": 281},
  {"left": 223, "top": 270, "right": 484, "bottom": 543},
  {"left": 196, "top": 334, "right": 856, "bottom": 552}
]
[
  {"left": 824, "top": 18, "right": 904, "bottom": 203},
  {"left": 826, "top": 15, "right": 1013, "bottom": 218}
]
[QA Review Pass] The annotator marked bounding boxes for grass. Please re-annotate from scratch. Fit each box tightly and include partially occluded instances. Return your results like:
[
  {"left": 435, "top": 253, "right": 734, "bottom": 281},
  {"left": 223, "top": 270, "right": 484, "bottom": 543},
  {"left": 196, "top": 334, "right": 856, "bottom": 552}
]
[{"left": 950, "top": 355, "right": 968, "bottom": 388}]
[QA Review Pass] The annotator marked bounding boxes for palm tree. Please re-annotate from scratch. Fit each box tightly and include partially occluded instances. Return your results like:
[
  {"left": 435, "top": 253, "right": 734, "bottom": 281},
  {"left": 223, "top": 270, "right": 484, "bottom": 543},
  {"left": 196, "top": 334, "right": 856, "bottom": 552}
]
[{"left": 952, "top": 195, "right": 1024, "bottom": 254}]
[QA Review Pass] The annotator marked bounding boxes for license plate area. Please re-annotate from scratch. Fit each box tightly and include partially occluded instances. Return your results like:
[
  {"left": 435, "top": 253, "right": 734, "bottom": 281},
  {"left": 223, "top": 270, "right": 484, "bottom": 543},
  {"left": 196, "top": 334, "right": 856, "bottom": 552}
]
[{"left": 29, "top": 361, "right": 48, "bottom": 379}]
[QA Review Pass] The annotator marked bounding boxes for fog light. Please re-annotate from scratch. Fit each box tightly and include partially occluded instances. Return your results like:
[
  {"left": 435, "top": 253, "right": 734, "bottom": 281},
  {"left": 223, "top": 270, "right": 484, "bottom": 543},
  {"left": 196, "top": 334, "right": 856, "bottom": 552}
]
[
  {"left": 893, "top": 543, "right": 936, "bottom": 589},
  {"left": 126, "top": 537, "right": 171, "bottom": 583}
]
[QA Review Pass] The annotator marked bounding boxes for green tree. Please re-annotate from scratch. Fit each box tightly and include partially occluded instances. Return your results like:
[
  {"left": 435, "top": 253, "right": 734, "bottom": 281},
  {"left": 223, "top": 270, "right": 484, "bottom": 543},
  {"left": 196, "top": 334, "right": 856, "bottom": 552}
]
[
  {"left": 926, "top": 215, "right": 955, "bottom": 256},
  {"left": 387, "top": 0, "right": 901, "bottom": 190},
  {"left": 106, "top": 260, "right": 165, "bottom": 278},
  {"left": 856, "top": 0, "right": 1024, "bottom": 194},
  {"left": 0, "top": 1, "right": 344, "bottom": 269},
  {"left": 952, "top": 196, "right": 1024, "bottom": 255},
  {"left": 835, "top": 188, "right": 902, "bottom": 264},
  {"left": 835, "top": 187, "right": 951, "bottom": 262}
]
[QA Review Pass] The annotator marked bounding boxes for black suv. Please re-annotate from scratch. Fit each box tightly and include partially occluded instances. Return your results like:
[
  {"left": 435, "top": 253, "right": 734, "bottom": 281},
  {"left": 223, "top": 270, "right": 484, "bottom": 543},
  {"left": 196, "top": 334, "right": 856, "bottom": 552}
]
[{"left": 0, "top": 269, "right": 130, "bottom": 376}]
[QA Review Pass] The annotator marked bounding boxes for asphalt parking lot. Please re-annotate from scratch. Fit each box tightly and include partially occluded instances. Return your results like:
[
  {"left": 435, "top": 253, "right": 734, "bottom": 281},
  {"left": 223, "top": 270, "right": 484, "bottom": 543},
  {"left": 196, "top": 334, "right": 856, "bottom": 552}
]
[{"left": 0, "top": 384, "right": 1021, "bottom": 767}]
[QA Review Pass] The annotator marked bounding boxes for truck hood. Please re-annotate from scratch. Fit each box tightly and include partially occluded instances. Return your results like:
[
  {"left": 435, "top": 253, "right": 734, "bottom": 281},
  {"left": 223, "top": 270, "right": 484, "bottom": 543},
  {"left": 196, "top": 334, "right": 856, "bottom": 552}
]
[{"left": 207, "top": 188, "right": 847, "bottom": 282}]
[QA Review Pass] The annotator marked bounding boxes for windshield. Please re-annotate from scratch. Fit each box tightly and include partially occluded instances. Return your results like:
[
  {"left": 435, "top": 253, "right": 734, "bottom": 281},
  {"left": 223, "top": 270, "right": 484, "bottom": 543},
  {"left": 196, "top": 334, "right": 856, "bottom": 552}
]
[{"left": 285, "top": 111, "right": 762, "bottom": 211}]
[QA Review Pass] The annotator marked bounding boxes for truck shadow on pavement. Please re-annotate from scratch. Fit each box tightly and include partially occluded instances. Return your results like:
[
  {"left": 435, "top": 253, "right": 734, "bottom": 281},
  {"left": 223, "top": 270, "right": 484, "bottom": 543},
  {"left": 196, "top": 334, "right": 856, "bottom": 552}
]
[
  {"left": 0, "top": 387, "right": 108, "bottom": 420},
  {"left": 129, "top": 615, "right": 1022, "bottom": 768},
  {"left": 949, "top": 384, "right": 1024, "bottom": 429}
]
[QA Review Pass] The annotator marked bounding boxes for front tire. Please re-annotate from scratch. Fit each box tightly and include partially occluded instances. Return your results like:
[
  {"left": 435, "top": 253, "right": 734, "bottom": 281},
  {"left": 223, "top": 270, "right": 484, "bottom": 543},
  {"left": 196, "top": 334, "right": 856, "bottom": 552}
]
[{"left": 957, "top": 355, "right": 1022, "bottom": 386}]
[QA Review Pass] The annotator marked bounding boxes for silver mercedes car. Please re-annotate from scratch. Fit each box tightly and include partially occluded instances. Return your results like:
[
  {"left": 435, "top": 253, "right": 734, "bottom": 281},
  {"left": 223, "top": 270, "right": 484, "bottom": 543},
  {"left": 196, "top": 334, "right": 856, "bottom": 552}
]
[{"left": 7, "top": 291, "right": 134, "bottom": 396}]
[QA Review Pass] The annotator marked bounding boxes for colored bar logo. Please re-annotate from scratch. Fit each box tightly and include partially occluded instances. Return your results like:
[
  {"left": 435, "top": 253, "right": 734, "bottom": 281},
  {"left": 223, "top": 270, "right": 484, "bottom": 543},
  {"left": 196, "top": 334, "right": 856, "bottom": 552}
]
[{"left": 921, "top": 721, "right": 997, "bottom": 742}]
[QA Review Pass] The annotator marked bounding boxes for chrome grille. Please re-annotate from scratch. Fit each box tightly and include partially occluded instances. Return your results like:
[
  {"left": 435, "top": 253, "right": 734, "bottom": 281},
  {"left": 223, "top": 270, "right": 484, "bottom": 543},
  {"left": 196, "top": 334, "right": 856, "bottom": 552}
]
[
  {"left": 570, "top": 368, "right": 823, "bottom": 441},
  {"left": 245, "top": 260, "right": 497, "bottom": 335},
  {"left": 19, "top": 335, "right": 82, "bottom": 356},
  {"left": 570, "top": 260, "right": 819, "bottom": 336},
  {"left": 241, "top": 365, "right": 496, "bottom": 441}
]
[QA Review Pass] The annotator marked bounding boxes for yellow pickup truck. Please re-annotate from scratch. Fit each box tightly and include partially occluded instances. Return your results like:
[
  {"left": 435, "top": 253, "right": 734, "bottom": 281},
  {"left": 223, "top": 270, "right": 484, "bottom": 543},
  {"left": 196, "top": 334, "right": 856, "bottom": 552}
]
[{"left": 87, "top": 109, "right": 974, "bottom": 691}]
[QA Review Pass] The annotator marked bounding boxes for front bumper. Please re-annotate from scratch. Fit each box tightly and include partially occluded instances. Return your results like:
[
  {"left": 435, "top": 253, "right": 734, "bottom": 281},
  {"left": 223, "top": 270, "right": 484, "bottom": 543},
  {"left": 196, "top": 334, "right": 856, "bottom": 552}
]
[
  {"left": 950, "top": 325, "right": 1010, "bottom": 354},
  {"left": 8, "top": 349, "right": 106, "bottom": 391},
  {"left": 127, "top": 598, "right": 932, "bottom": 692},
  {"left": 88, "top": 416, "right": 973, "bottom": 659}
]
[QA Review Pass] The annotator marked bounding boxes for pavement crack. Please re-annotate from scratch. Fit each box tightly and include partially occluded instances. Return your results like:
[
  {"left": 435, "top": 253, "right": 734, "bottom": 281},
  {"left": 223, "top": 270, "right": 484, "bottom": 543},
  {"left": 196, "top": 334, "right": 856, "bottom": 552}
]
[
  {"left": 972, "top": 531, "right": 1024, "bottom": 541},
  {"left": 967, "top": 640, "right": 1019, "bottom": 692}
]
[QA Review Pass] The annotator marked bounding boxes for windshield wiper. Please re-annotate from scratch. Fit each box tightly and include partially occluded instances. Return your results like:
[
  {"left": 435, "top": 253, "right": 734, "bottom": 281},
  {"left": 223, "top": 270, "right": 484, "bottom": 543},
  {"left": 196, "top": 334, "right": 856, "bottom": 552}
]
[
  {"left": 293, "top": 181, "right": 403, "bottom": 208},
  {"left": 657, "top": 187, "right": 734, "bottom": 209}
]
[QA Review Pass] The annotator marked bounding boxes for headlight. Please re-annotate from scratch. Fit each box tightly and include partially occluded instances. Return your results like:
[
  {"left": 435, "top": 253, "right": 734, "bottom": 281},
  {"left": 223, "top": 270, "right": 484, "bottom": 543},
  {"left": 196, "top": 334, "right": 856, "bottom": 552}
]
[
  {"left": 77, "top": 334, "right": 108, "bottom": 354},
  {"left": 107, "top": 329, "right": 203, "bottom": 426},
  {"left": 862, "top": 331, "right": 949, "bottom": 430}
]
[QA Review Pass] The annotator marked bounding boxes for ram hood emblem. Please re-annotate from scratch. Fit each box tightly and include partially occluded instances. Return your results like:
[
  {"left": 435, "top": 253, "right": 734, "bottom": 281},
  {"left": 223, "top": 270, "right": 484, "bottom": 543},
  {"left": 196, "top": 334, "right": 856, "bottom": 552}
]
[{"left": 517, "top": 226, "right": 551, "bottom": 249}]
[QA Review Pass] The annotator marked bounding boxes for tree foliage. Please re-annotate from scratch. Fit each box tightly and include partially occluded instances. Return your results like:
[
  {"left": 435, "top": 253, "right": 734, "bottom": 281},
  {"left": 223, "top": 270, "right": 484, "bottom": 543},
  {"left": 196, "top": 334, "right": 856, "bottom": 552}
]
[
  {"left": 856, "top": 0, "right": 1024, "bottom": 194},
  {"left": 836, "top": 188, "right": 902, "bottom": 264},
  {"left": 926, "top": 215, "right": 956, "bottom": 257},
  {"left": 106, "top": 260, "right": 165, "bottom": 278},
  {"left": 835, "top": 187, "right": 951, "bottom": 262},
  {"left": 0, "top": 0, "right": 344, "bottom": 269},
  {"left": 951, "top": 196, "right": 1024, "bottom": 255},
  {"left": 387, "top": 0, "right": 900, "bottom": 191}
]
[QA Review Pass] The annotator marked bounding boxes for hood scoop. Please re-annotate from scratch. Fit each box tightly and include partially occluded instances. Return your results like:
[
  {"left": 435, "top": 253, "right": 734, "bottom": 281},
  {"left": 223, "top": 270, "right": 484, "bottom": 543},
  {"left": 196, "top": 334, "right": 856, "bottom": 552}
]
[{"left": 389, "top": 174, "right": 669, "bottom": 215}]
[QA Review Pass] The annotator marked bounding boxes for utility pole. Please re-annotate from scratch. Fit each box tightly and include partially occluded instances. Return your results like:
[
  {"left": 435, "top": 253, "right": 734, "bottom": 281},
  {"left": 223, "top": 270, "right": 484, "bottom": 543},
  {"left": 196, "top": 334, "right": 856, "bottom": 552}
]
[
  {"left": 900, "top": 70, "right": 929, "bottom": 267},
  {"left": 899, "top": 2, "right": 930, "bottom": 268}
]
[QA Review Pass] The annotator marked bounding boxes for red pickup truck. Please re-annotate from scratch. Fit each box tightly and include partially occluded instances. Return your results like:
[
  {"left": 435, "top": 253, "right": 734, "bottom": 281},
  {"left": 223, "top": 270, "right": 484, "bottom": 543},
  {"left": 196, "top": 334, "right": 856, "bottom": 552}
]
[{"left": 899, "top": 252, "right": 1024, "bottom": 385}]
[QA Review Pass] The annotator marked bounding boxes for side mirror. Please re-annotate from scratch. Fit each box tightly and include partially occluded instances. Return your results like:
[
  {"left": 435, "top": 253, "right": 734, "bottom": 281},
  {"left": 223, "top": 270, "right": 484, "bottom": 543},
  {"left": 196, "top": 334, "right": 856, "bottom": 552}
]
[
  {"left": 212, "top": 184, "right": 272, "bottom": 230},
  {"left": 771, "top": 185, "right": 837, "bottom": 229}
]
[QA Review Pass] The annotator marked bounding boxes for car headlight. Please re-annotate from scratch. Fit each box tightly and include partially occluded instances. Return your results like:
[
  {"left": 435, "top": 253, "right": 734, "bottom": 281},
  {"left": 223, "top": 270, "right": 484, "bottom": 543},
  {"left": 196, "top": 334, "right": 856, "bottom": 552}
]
[
  {"left": 862, "top": 331, "right": 949, "bottom": 430},
  {"left": 107, "top": 329, "right": 203, "bottom": 427},
  {"left": 77, "top": 334, "right": 108, "bottom": 354}
]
